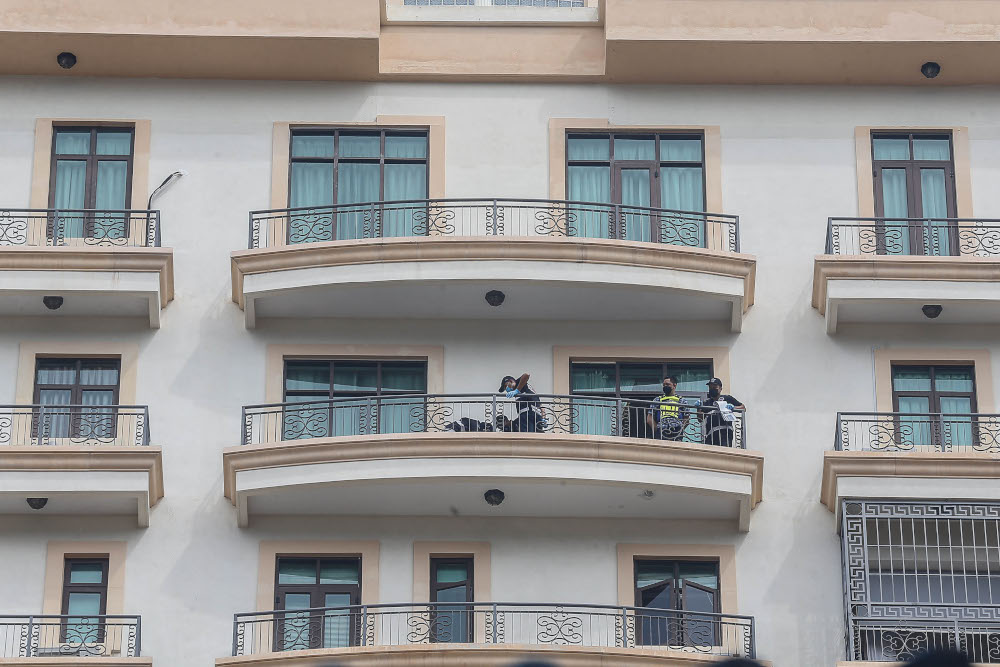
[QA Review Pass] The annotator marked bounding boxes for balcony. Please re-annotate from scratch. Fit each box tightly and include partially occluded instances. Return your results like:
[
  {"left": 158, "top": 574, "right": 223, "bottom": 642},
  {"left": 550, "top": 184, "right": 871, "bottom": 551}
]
[
  {"left": 840, "top": 617, "right": 1000, "bottom": 665},
  {"left": 0, "top": 209, "right": 173, "bottom": 328},
  {"left": 218, "top": 602, "right": 757, "bottom": 666},
  {"left": 0, "top": 614, "right": 146, "bottom": 664},
  {"left": 821, "top": 412, "right": 1000, "bottom": 517},
  {"left": 0, "top": 405, "right": 163, "bottom": 527},
  {"left": 230, "top": 199, "right": 755, "bottom": 330},
  {"left": 812, "top": 218, "right": 1000, "bottom": 333},
  {"left": 223, "top": 394, "right": 763, "bottom": 529}
]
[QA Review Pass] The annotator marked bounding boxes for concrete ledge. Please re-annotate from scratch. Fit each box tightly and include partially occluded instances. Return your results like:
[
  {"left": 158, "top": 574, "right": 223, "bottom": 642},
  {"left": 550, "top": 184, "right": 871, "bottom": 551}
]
[{"left": 0, "top": 658, "right": 152, "bottom": 666}]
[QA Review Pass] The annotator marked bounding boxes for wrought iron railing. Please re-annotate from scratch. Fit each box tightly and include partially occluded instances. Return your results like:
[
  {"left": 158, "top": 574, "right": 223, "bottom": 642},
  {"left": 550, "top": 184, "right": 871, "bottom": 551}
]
[
  {"left": 231, "top": 603, "right": 755, "bottom": 658},
  {"left": 248, "top": 198, "right": 739, "bottom": 252},
  {"left": 850, "top": 616, "right": 1000, "bottom": 663},
  {"left": 242, "top": 393, "right": 745, "bottom": 448},
  {"left": 0, "top": 615, "right": 141, "bottom": 658},
  {"left": 0, "top": 405, "right": 150, "bottom": 447},
  {"left": 835, "top": 412, "right": 1000, "bottom": 453},
  {"left": 825, "top": 217, "right": 1000, "bottom": 256},
  {"left": 0, "top": 209, "right": 161, "bottom": 247}
]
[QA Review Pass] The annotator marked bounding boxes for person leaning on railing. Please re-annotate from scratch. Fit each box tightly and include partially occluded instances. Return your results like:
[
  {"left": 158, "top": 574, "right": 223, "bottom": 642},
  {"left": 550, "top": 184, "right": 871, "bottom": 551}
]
[
  {"left": 499, "top": 372, "right": 546, "bottom": 433},
  {"left": 697, "top": 377, "right": 745, "bottom": 447},
  {"left": 646, "top": 376, "right": 687, "bottom": 441}
]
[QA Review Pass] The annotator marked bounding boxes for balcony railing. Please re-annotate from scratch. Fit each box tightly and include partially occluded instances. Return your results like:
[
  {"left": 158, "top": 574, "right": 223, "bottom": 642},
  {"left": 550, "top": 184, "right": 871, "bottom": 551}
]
[
  {"left": 825, "top": 217, "right": 1000, "bottom": 257},
  {"left": 0, "top": 209, "right": 161, "bottom": 248},
  {"left": 0, "top": 405, "right": 150, "bottom": 447},
  {"left": 231, "top": 602, "right": 755, "bottom": 658},
  {"left": 248, "top": 198, "right": 740, "bottom": 252},
  {"left": 0, "top": 615, "right": 141, "bottom": 658},
  {"left": 242, "top": 393, "right": 745, "bottom": 448},
  {"left": 836, "top": 412, "right": 1000, "bottom": 454},
  {"left": 850, "top": 616, "right": 1000, "bottom": 663}
]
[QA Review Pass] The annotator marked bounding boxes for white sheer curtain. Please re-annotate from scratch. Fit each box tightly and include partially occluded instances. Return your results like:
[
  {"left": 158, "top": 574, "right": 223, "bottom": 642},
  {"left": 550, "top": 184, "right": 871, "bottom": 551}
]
[{"left": 920, "top": 169, "right": 950, "bottom": 255}]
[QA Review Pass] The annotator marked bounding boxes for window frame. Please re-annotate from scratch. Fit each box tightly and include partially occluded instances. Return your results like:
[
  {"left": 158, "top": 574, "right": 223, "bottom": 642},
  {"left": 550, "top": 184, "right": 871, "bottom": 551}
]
[
  {"left": 890, "top": 364, "right": 977, "bottom": 414},
  {"left": 568, "top": 360, "right": 714, "bottom": 402},
  {"left": 32, "top": 358, "right": 122, "bottom": 439},
  {"left": 632, "top": 557, "right": 721, "bottom": 648},
  {"left": 48, "top": 125, "right": 136, "bottom": 211},
  {"left": 60, "top": 557, "right": 110, "bottom": 643},
  {"left": 273, "top": 555, "right": 362, "bottom": 650},
  {"left": 429, "top": 556, "right": 474, "bottom": 643}
]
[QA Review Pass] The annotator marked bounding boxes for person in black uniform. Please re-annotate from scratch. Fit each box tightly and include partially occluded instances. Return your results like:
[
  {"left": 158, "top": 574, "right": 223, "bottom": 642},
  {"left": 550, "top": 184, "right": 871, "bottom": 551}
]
[
  {"left": 499, "top": 372, "right": 545, "bottom": 433},
  {"left": 698, "top": 377, "right": 746, "bottom": 447}
]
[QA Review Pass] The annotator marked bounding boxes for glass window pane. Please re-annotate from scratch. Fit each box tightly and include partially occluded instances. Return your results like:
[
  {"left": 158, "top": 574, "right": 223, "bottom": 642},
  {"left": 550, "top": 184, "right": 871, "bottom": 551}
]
[
  {"left": 614, "top": 137, "right": 655, "bottom": 161},
  {"left": 322, "top": 592, "right": 352, "bottom": 648},
  {"left": 278, "top": 559, "right": 317, "bottom": 584},
  {"left": 567, "top": 136, "right": 610, "bottom": 161},
  {"left": 873, "top": 138, "right": 911, "bottom": 160},
  {"left": 935, "top": 369, "right": 973, "bottom": 392},
  {"left": 380, "top": 363, "right": 427, "bottom": 392},
  {"left": 660, "top": 138, "right": 702, "bottom": 162},
  {"left": 678, "top": 562, "right": 719, "bottom": 589},
  {"left": 880, "top": 169, "right": 909, "bottom": 218},
  {"left": 913, "top": 138, "right": 951, "bottom": 161},
  {"left": 920, "top": 168, "right": 948, "bottom": 220},
  {"left": 636, "top": 560, "right": 673, "bottom": 588},
  {"left": 339, "top": 133, "right": 380, "bottom": 158},
  {"left": 620, "top": 364, "right": 663, "bottom": 393},
  {"left": 435, "top": 563, "right": 468, "bottom": 584},
  {"left": 55, "top": 131, "right": 90, "bottom": 155},
  {"left": 333, "top": 363, "right": 377, "bottom": 392},
  {"left": 435, "top": 584, "right": 467, "bottom": 603},
  {"left": 568, "top": 166, "right": 611, "bottom": 204},
  {"left": 319, "top": 559, "right": 359, "bottom": 584},
  {"left": 38, "top": 389, "right": 72, "bottom": 405},
  {"left": 570, "top": 363, "right": 615, "bottom": 393},
  {"left": 291, "top": 134, "right": 335, "bottom": 158},
  {"left": 54, "top": 160, "right": 87, "bottom": 211},
  {"left": 286, "top": 362, "right": 331, "bottom": 392},
  {"left": 668, "top": 365, "right": 713, "bottom": 393},
  {"left": 336, "top": 163, "right": 380, "bottom": 239},
  {"left": 290, "top": 162, "right": 334, "bottom": 209},
  {"left": 96, "top": 132, "right": 132, "bottom": 156},
  {"left": 284, "top": 593, "right": 312, "bottom": 609},
  {"left": 661, "top": 166, "right": 705, "bottom": 212},
  {"left": 385, "top": 134, "right": 427, "bottom": 159},
  {"left": 67, "top": 592, "right": 102, "bottom": 616},
  {"left": 80, "top": 363, "right": 119, "bottom": 386},
  {"left": 96, "top": 161, "right": 128, "bottom": 210},
  {"left": 37, "top": 361, "right": 76, "bottom": 385},
  {"left": 69, "top": 562, "right": 105, "bottom": 584},
  {"left": 893, "top": 367, "right": 932, "bottom": 391},
  {"left": 682, "top": 582, "right": 716, "bottom": 614}
]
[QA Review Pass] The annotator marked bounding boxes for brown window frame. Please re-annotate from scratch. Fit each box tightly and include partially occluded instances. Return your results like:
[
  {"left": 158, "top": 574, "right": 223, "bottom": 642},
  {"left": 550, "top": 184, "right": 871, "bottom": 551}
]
[
  {"left": 633, "top": 558, "right": 721, "bottom": 647},
  {"left": 48, "top": 125, "right": 136, "bottom": 210},
  {"left": 890, "top": 364, "right": 977, "bottom": 414},
  {"left": 568, "top": 360, "right": 714, "bottom": 403},
  {"left": 273, "top": 555, "right": 362, "bottom": 650},
  {"left": 282, "top": 359, "right": 428, "bottom": 403},
  {"left": 429, "top": 556, "right": 474, "bottom": 643},
  {"left": 60, "top": 558, "right": 110, "bottom": 643},
  {"left": 32, "top": 358, "right": 121, "bottom": 439}
]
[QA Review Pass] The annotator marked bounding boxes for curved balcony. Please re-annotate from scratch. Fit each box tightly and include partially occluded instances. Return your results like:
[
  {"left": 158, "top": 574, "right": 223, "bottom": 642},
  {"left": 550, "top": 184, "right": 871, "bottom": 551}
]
[
  {"left": 813, "top": 217, "right": 1000, "bottom": 333},
  {"left": 230, "top": 199, "right": 755, "bottom": 330},
  {"left": 0, "top": 209, "right": 173, "bottom": 328},
  {"left": 0, "top": 405, "right": 163, "bottom": 527},
  {"left": 219, "top": 602, "right": 756, "bottom": 666},
  {"left": 222, "top": 393, "right": 763, "bottom": 529},
  {"left": 0, "top": 614, "right": 144, "bottom": 663},
  {"left": 821, "top": 412, "right": 1000, "bottom": 516}
]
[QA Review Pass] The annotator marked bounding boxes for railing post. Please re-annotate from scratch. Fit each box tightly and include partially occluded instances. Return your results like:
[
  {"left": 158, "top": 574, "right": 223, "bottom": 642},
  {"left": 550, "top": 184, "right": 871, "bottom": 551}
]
[
  {"left": 24, "top": 616, "right": 34, "bottom": 657},
  {"left": 748, "top": 616, "right": 756, "bottom": 658},
  {"left": 360, "top": 606, "right": 368, "bottom": 646},
  {"left": 491, "top": 199, "right": 499, "bottom": 236},
  {"left": 491, "top": 603, "right": 498, "bottom": 644},
  {"left": 142, "top": 406, "right": 150, "bottom": 446},
  {"left": 619, "top": 607, "right": 627, "bottom": 648},
  {"left": 952, "top": 619, "right": 961, "bottom": 655},
  {"left": 37, "top": 405, "right": 46, "bottom": 446},
  {"left": 733, "top": 215, "right": 740, "bottom": 252},
  {"left": 834, "top": 412, "right": 843, "bottom": 451},
  {"left": 365, "top": 397, "right": 373, "bottom": 436},
  {"left": 825, "top": 218, "right": 833, "bottom": 254},
  {"left": 231, "top": 615, "right": 238, "bottom": 656},
  {"left": 615, "top": 399, "right": 623, "bottom": 437},
  {"left": 491, "top": 395, "right": 498, "bottom": 431},
  {"left": 135, "top": 615, "right": 142, "bottom": 657}
]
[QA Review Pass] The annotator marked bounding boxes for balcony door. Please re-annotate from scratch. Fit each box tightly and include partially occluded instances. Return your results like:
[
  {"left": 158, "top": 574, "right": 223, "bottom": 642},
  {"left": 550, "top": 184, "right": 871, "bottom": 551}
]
[
  {"left": 274, "top": 557, "right": 361, "bottom": 651},
  {"left": 891, "top": 365, "right": 976, "bottom": 450},
  {"left": 634, "top": 559, "right": 720, "bottom": 648},
  {"left": 33, "top": 358, "right": 120, "bottom": 440},
  {"left": 872, "top": 132, "right": 957, "bottom": 256},
  {"left": 430, "top": 557, "right": 474, "bottom": 643}
]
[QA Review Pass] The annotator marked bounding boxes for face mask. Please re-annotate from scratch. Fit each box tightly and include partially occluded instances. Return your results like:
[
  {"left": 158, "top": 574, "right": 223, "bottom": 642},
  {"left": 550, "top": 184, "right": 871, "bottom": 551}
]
[
  {"left": 662, "top": 384, "right": 673, "bottom": 395},
  {"left": 708, "top": 388, "right": 721, "bottom": 398}
]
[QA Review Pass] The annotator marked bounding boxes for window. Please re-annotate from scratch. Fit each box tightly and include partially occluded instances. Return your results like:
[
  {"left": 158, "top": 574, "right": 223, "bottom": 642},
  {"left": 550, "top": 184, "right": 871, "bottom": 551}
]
[
  {"left": 430, "top": 557, "right": 474, "bottom": 643},
  {"left": 566, "top": 132, "right": 706, "bottom": 243},
  {"left": 33, "top": 358, "right": 120, "bottom": 439},
  {"left": 282, "top": 359, "right": 427, "bottom": 439},
  {"left": 287, "top": 128, "right": 429, "bottom": 242},
  {"left": 891, "top": 365, "right": 976, "bottom": 449},
  {"left": 61, "top": 558, "right": 109, "bottom": 644},
  {"left": 49, "top": 126, "right": 134, "bottom": 239},
  {"left": 634, "top": 559, "right": 720, "bottom": 647},
  {"left": 569, "top": 361, "right": 712, "bottom": 438},
  {"left": 872, "top": 131, "right": 957, "bottom": 256},
  {"left": 274, "top": 557, "right": 361, "bottom": 650}
]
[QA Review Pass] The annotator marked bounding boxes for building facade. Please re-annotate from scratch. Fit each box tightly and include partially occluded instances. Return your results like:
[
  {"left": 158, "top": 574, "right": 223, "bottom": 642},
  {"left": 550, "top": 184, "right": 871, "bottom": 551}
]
[{"left": 1, "top": 1, "right": 1000, "bottom": 666}]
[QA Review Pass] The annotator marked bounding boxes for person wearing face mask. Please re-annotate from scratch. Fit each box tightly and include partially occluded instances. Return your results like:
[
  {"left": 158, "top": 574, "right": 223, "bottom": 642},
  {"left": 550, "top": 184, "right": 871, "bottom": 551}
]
[
  {"left": 499, "top": 372, "right": 545, "bottom": 433},
  {"left": 646, "top": 376, "right": 685, "bottom": 441},
  {"left": 699, "top": 377, "right": 745, "bottom": 447}
]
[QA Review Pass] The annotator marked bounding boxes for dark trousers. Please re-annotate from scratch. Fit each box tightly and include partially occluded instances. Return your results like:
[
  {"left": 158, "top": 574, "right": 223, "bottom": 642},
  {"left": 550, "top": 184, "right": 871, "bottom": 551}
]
[
  {"left": 705, "top": 427, "right": 734, "bottom": 447},
  {"left": 518, "top": 410, "right": 542, "bottom": 433}
]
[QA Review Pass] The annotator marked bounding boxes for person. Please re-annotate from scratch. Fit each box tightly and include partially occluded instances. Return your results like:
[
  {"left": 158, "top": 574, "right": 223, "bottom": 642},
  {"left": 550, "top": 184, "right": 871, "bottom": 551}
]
[
  {"left": 499, "top": 373, "right": 545, "bottom": 433},
  {"left": 646, "top": 376, "right": 686, "bottom": 441},
  {"left": 698, "top": 377, "right": 745, "bottom": 447}
]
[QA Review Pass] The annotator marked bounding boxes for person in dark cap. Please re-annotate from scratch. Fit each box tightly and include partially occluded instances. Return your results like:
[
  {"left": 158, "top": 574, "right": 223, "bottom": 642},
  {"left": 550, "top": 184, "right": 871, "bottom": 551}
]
[
  {"left": 499, "top": 372, "right": 544, "bottom": 433},
  {"left": 698, "top": 377, "right": 745, "bottom": 447}
]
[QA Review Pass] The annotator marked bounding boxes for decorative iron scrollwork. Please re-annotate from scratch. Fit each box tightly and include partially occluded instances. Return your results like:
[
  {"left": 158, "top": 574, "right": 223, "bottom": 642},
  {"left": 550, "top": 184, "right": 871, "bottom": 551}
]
[
  {"left": 537, "top": 608, "right": 583, "bottom": 645},
  {"left": 0, "top": 213, "right": 28, "bottom": 246}
]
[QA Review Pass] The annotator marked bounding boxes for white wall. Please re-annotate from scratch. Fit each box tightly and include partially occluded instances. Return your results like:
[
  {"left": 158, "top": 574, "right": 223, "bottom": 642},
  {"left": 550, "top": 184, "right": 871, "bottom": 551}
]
[{"left": 3, "top": 77, "right": 1000, "bottom": 665}]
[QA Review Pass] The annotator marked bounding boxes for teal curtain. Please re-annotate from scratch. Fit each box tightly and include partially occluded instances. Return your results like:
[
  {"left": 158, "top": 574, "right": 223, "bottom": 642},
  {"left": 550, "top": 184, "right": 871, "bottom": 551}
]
[
  {"left": 54, "top": 161, "right": 87, "bottom": 237},
  {"left": 913, "top": 139, "right": 950, "bottom": 160},
  {"left": 383, "top": 163, "right": 426, "bottom": 237},
  {"left": 661, "top": 139, "right": 702, "bottom": 162},
  {"left": 920, "top": 168, "right": 949, "bottom": 255},
  {"left": 55, "top": 131, "right": 90, "bottom": 155},
  {"left": 881, "top": 169, "right": 910, "bottom": 254},
  {"left": 898, "top": 396, "right": 931, "bottom": 448},
  {"left": 661, "top": 167, "right": 706, "bottom": 247},
  {"left": 337, "top": 164, "right": 380, "bottom": 240},
  {"left": 96, "top": 132, "right": 131, "bottom": 156},
  {"left": 282, "top": 593, "right": 313, "bottom": 651},
  {"left": 322, "top": 592, "right": 352, "bottom": 648},
  {"left": 38, "top": 388, "right": 72, "bottom": 439},
  {"left": 96, "top": 161, "right": 128, "bottom": 240},
  {"left": 873, "top": 138, "right": 910, "bottom": 160},
  {"left": 940, "top": 396, "right": 973, "bottom": 449},
  {"left": 290, "top": 163, "right": 334, "bottom": 209},
  {"left": 614, "top": 138, "right": 654, "bottom": 160},
  {"left": 570, "top": 364, "right": 616, "bottom": 435},
  {"left": 568, "top": 166, "right": 611, "bottom": 239},
  {"left": 620, "top": 169, "right": 651, "bottom": 242}
]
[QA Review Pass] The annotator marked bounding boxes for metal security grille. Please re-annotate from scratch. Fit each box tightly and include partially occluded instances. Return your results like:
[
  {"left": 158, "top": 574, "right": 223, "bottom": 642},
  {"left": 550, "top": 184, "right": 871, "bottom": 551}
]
[{"left": 841, "top": 501, "right": 1000, "bottom": 662}]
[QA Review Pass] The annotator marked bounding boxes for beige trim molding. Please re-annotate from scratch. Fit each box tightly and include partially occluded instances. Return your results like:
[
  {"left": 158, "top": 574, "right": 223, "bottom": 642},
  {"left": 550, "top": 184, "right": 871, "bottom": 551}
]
[
  {"left": 0, "top": 247, "right": 175, "bottom": 307},
  {"left": 256, "top": 540, "right": 379, "bottom": 611},
  {"left": 0, "top": 659, "right": 152, "bottom": 666},
  {"left": 0, "top": 447, "right": 164, "bottom": 507},
  {"left": 30, "top": 119, "right": 151, "bottom": 210},
  {"left": 617, "top": 543, "right": 738, "bottom": 614},
  {"left": 854, "top": 126, "right": 973, "bottom": 218},
  {"left": 811, "top": 254, "right": 1000, "bottom": 314},
  {"left": 548, "top": 119, "right": 723, "bottom": 215},
  {"left": 269, "top": 116, "right": 445, "bottom": 211},
  {"left": 263, "top": 344, "right": 444, "bottom": 402},
  {"left": 821, "top": 451, "right": 1000, "bottom": 511},
  {"left": 874, "top": 348, "right": 993, "bottom": 413},
  {"left": 223, "top": 431, "right": 764, "bottom": 508},
  {"left": 231, "top": 236, "right": 756, "bottom": 310},
  {"left": 412, "top": 541, "right": 490, "bottom": 603},
  {"left": 42, "top": 541, "right": 126, "bottom": 616},
  {"left": 16, "top": 341, "right": 140, "bottom": 404},
  {"left": 214, "top": 643, "right": 767, "bottom": 666},
  {"left": 553, "top": 346, "right": 731, "bottom": 395}
]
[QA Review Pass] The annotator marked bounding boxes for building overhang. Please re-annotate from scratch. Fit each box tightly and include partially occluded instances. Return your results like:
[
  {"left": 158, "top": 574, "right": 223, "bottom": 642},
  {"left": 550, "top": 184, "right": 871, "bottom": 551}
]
[
  {"left": 0, "top": 247, "right": 174, "bottom": 328},
  {"left": 223, "top": 432, "right": 763, "bottom": 530},
  {"left": 812, "top": 255, "right": 1000, "bottom": 333},
  {"left": 0, "top": 447, "right": 164, "bottom": 527},
  {"left": 230, "top": 237, "right": 755, "bottom": 330}
]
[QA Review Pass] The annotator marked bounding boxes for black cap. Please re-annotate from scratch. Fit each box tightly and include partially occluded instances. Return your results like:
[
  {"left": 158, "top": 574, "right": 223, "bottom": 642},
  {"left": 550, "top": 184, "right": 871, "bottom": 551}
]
[
  {"left": 499, "top": 375, "right": 516, "bottom": 392},
  {"left": 707, "top": 377, "right": 723, "bottom": 388}
]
